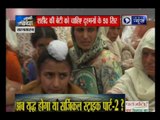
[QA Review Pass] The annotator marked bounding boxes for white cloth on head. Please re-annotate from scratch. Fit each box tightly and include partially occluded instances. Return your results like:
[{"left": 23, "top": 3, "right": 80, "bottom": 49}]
[
  {"left": 107, "top": 28, "right": 155, "bottom": 112},
  {"left": 100, "top": 27, "right": 135, "bottom": 62},
  {"left": 133, "top": 28, "right": 155, "bottom": 71},
  {"left": 47, "top": 40, "right": 68, "bottom": 61},
  {"left": 6, "top": 19, "right": 19, "bottom": 51}
]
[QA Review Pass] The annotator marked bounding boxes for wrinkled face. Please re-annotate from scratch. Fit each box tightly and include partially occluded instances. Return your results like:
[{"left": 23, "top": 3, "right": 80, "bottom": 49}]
[
  {"left": 35, "top": 38, "right": 53, "bottom": 56},
  {"left": 39, "top": 59, "right": 71, "bottom": 94},
  {"left": 74, "top": 27, "right": 98, "bottom": 52},
  {"left": 142, "top": 48, "right": 155, "bottom": 78},
  {"left": 107, "top": 27, "right": 121, "bottom": 42}
]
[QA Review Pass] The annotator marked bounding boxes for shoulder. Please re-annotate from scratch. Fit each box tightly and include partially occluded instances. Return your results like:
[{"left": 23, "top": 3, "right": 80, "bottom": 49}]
[
  {"left": 116, "top": 39, "right": 125, "bottom": 45},
  {"left": 122, "top": 67, "right": 138, "bottom": 79},
  {"left": 69, "top": 47, "right": 75, "bottom": 55},
  {"left": 100, "top": 49, "right": 119, "bottom": 62},
  {"left": 68, "top": 82, "right": 85, "bottom": 94},
  {"left": 6, "top": 50, "right": 18, "bottom": 59},
  {"left": 90, "top": 49, "right": 120, "bottom": 68},
  {"left": 69, "top": 46, "right": 75, "bottom": 51},
  {"left": 125, "top": 67, "right": 137, "bottom": 75},
  {"left": 69, "top": 47, "right": 75, "bottom": 56}
]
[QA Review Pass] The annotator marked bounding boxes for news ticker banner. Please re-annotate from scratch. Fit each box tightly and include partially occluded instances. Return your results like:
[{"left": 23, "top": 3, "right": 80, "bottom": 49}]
[
  {"left": 16, "top": 15, "right": 120, "bottom": 27},
  {"left": 15, "top": 15, "right": 119, "bottom": 33},
  {"left": 15, "top": 94, "right": 125, "bottom": 112},
  {"left": 15, "top": 15, "right": 147, "bottom": 33}
]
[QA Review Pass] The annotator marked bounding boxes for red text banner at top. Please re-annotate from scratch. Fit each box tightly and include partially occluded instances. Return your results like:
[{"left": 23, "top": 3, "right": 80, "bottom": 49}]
[{"left": 36, "top": 16, "right": 120, "bottom": 27}]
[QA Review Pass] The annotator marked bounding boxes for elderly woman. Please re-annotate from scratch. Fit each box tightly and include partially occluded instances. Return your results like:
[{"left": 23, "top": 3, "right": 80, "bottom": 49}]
[
  {"left": 101, "top": 26, "right": 135, "bottom": 72},
  {"left": 107, "top": 28, "right": 155, "bottom": 112},
  {"left": 69, "top": 27, "right": 122, "bottom": 94},
  {"left": 131, "top": 20, "right": 155, "bottom": 50}
]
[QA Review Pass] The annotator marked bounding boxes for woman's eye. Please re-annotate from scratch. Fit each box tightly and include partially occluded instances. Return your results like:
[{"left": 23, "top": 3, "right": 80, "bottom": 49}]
[
  {"left": 143, "top": 52, "right": 148, "bottom": 56},
  {"left": 46, "top": 73, "right": 53, "bottom": 79},
  {"left": 87, "top": 28, "right": 95, "bottom": 32},
  {"left": 59, "top": 74, "right": 67, "bottom": 79},
  {"left": 76, "top": 28, "right": 84, "bottom": 32}
]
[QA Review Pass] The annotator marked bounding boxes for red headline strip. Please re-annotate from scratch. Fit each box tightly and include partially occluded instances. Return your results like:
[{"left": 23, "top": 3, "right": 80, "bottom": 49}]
[{"left": 36, "top": 16, "right": 120, "bottom": 27}]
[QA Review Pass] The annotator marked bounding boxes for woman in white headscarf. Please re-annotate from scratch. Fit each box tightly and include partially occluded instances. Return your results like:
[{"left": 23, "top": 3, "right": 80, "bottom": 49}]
[
  {"left": 107, "top": 28, "right": 155, "bottom": 112},
  {"left": 100, "top": 27, "right": 135, "bottom": 72}
]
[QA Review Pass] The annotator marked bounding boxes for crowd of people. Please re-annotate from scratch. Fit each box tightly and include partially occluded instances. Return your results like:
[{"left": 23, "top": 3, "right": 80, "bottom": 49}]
[{"left": 6, "top": 19, "right": 155, "bottom": 112}]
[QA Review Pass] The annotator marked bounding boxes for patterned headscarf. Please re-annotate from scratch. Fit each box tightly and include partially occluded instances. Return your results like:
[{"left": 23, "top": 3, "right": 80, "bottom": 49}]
[
  {"left": 70, "top": 27, "right": 107, "bottom": 68},
  {"left": 16, "top": 33, "right": 35, "bottom": 58}
]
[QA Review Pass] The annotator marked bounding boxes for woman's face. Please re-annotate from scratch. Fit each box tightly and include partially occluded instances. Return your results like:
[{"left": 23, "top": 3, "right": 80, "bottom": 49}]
[
  {"left": 35, "top": 38, "right": 53, "bottom": 56},
  {"left": 39, "top": 59, "right": 71, "bottom": 94},
  {"left": 74, "top": 27, "right": 98, "bottom": 52},
  {"left": 142, "top": 48, "right": 155, "bottom": 79},
  {"left": 107, "top": 27, "right": 120, "bottom": 42}
]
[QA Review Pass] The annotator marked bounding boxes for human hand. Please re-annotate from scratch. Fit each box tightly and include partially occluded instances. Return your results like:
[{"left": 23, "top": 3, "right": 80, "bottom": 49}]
[{"left": 6, "top": 78, "right": 23, "bottom": 105}]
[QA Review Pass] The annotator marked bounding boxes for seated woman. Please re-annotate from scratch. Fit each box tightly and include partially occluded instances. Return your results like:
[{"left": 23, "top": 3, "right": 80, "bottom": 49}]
[
  {"left": 6, "top": 40, "right": 84, "bottom": 111},
  {"left": 101, "top": 26, "right": 135, "bottom": 72},
  {"left": 23, "top": 27, "right": 58, "bottom": 84},
  {"left": 69, "top": 27, "right": 122, "bottom": 94},
  {"left": 107, "top": 28, "right": 155, "bottom": 112},
  {"left": 6, "top": 42, "right": 23, "bottom": 84}
]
